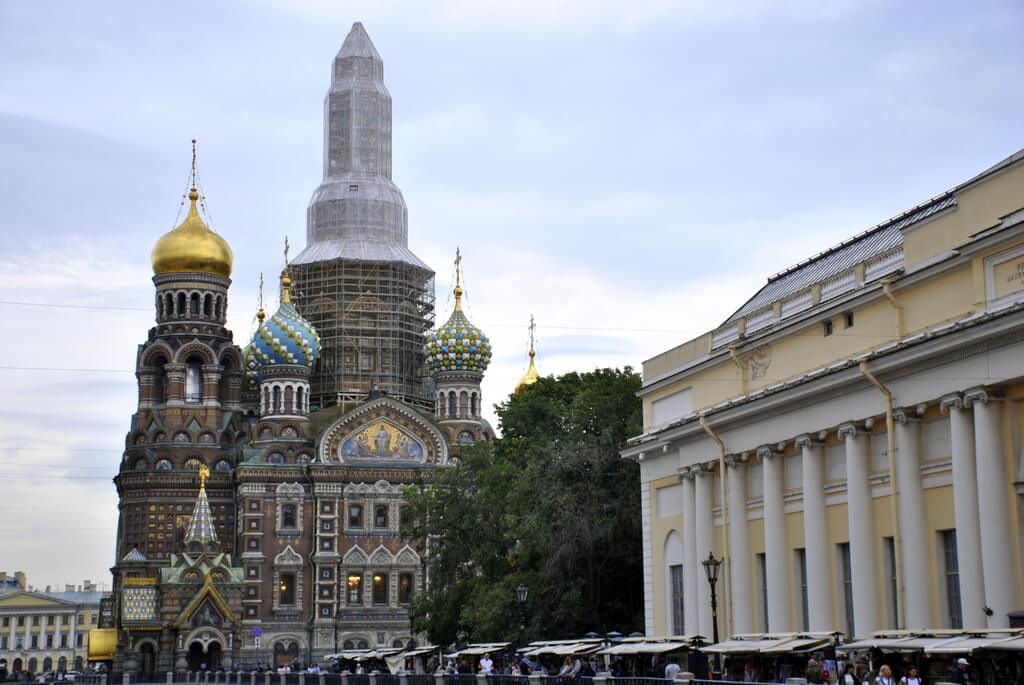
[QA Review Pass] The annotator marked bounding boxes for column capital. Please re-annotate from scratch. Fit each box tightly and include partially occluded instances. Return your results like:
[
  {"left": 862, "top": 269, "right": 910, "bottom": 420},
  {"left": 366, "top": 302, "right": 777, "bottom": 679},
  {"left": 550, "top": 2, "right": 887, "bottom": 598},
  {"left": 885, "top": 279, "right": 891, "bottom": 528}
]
[
  {"left": 893, "top": 404, "right": 926, "bottom": 424},
  {"left": 837, "top": 422, "right": 861, "bottom": 439},
  {"left": 724, "top": 453, "right": 748, "bottom": 468},
  {"left": 693, "top": 462, "right": 713, "bottom": 477},
  {"left": 964, "top": 386, "right": 1003, "bottom": 406},
  {"left": 755, "top": 445, "right": 779, "bottom": 461},
  {"left": 794, "top": 434, "right": 821, "bottom": 449},
  {"left": 940, "top": 392, "right": 965, "bottom": 413},
  {"left": 677, "top": 466, "right": 695, "bottom": 481}
]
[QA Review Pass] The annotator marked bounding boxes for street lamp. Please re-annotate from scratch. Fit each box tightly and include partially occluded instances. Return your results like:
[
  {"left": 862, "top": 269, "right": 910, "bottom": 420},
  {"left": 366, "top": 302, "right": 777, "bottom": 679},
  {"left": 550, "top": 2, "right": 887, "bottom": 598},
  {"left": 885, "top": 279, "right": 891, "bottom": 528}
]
[
  {"left": 701, "top": 551, "right": 722, "bottom": 678},
  {"left": 515, "top": 585, "right": 529, "bottom": 639}
]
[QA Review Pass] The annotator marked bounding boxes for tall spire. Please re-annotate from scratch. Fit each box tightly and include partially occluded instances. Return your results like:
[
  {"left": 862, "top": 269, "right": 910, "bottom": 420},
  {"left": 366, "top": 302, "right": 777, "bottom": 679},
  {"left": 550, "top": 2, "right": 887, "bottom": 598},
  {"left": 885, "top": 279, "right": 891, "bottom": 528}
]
[
  {"left": 281, "top": 237, "right": 293, "bottom": 304},
  {"left": 453, "top": 247, "right": 463, "bottom": 312},
  {"left": 184, "top": 464, "right": 219, "bottom": 547},
  {"left": 257, "top": 272, "right": 266, "bottom": 323}
]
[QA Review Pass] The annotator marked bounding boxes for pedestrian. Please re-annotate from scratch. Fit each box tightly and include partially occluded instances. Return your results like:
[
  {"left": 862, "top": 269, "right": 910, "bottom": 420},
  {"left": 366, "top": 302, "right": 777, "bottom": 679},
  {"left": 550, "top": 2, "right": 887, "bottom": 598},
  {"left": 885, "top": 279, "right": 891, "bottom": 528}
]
[
  {"left": 806, "top": 658, "right": 824, "bottom": 684},
  {"left": 841, "top": 663, "right": 861, "bottom": 685},
  {"left": 951, "top": 658, "right": 976, "bottom": 685},
  {"left": 664, "top": 660, "right": 680, "bottom": 681},
  {"left": 874, "top": 665, "right": 895, "bottom": 685},
  {"left": 898, "top": 666, "right": 921, "bottom": 685},
  {"left": 480, "top": 654, "right": 493, "bottom": 674}
]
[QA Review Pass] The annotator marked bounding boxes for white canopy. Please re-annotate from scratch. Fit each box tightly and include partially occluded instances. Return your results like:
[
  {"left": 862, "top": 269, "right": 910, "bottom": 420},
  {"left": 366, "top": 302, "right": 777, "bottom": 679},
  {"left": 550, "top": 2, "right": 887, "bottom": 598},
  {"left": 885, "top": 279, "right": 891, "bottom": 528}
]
[
  {"left": 760, "top": 638, "right": 832, "bottom": 654},
  {"left": 702, "top": 638, "right": 796, "bottom": 654},
  {"left": 445, "top": 643, "right": 511, "bottom": 658},
  {"left": 597, "top": 640, "right": 691, "bottom": 656},
  {"left": 983, "top": 636, "right": 1024, "bottom": 651},
  {"left": 924, "top": 634, "right": 1024, "bottom": 654}
]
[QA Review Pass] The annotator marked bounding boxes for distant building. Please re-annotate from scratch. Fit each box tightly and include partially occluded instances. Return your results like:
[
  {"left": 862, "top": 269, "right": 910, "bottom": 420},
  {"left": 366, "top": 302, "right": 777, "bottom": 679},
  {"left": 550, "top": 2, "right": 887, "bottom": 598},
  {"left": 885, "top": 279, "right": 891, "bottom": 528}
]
[
  {"left": 624, "top": 149, "right": 1024, "bottom": 639},
  {"left": 0, "top": 572, "right": 28, "bottom": 592},
  {"left": 0, "top": 587, "right": 108, "bottom": 675}
]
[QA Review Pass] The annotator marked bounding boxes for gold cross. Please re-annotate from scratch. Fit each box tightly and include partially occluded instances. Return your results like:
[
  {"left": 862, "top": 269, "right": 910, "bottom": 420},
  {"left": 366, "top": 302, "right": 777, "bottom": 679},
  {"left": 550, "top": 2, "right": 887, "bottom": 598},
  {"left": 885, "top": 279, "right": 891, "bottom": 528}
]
[
  {"left": 528, "top": 314, "right": 536, "bottom": 354},
  {"left": 198, "top": 464, "right": 210, "bottom": 489},
  {"left": 284, "top": 236, "right": 290, "bottom": 266},
  {"left": 454, "top": 247, "right": 462, "bottom": 289}
]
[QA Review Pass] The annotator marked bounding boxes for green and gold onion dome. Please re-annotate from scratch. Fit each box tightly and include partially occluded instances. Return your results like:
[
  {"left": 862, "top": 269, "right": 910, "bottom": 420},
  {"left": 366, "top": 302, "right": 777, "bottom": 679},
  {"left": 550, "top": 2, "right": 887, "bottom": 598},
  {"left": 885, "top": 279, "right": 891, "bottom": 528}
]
[
  {"left": 151, "top": 188, "right": 233, "bottom": 278},
  {"left": 425, "top": 285, "right": 492, "bottom": 374},
  {"left": 251, "top": 269, "right": 321, "bottom": 367}
]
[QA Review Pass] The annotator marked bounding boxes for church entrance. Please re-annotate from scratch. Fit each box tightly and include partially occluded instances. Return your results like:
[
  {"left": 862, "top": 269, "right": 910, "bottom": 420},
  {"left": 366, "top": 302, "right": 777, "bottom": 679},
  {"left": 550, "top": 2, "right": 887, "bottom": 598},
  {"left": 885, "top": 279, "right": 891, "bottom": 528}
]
[
  {"left": 273, "top": 641, "right": 299, "bottom": 669},
  {"left": 138, "top": 643, "right": 156, "bottom": 679},
  {"left": 187, "top": 641, "right": 221, "bottom": 672}
]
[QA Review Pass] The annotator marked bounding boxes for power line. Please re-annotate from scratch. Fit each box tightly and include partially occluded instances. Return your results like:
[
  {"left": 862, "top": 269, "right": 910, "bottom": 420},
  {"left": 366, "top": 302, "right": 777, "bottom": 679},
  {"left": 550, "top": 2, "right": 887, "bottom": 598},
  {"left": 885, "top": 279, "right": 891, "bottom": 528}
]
[
  {"left": 0, "top": 300, "right": 150, "bottom": 312},
  {"left": 0, "top": 366, "right": 134, "bottom": 373},
  {"left": 0, "top": 462, "right": 115, "bottom": 470}
]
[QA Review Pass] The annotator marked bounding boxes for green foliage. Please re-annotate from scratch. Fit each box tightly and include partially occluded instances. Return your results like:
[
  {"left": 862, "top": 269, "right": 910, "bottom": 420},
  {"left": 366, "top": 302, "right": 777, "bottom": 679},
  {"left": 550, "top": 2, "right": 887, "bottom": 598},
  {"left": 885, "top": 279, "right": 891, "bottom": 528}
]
[{"left": 403, "top": 367, "right": 643, "bottom": 646}]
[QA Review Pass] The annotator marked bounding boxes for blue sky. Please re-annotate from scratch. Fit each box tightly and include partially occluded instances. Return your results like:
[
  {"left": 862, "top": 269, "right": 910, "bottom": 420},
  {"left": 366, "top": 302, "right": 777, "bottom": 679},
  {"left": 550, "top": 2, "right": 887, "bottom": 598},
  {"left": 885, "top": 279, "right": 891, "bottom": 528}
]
[{"left": 0, "top": 0, "right": 1021, "bottom": 589}]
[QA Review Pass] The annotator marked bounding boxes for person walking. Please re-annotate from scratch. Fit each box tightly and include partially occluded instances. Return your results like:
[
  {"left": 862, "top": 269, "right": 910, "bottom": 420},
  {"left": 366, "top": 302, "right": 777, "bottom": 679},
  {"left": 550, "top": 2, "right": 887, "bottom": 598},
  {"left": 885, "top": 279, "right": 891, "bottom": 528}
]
[
  {"left": 480, "top": 654, "right": 494, "bottom": 674},
  {"left": 898, "top": 666, "right": 922, "bottom": 685},
  {"left": 806, "top": 659, "right": 824, "bottom": 684},
  {"left": 873, "top": 665, "right": 895, "bottom": 685},
  {"left": 951, "top": 658, "right": 976, "bottom": 685},
  {"left": 841, "top": 663, "right": 861, "bottom": 685},
  {"left": 664, "top": 660, "right": 680, "bottom": 681}
]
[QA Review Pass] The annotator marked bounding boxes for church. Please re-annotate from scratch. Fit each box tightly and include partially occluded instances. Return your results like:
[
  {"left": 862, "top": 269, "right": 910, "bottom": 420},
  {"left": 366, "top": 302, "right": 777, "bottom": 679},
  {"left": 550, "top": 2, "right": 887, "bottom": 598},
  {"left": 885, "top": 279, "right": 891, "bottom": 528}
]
[{"left": 108, "top": 23, "right": 536, "bottom": 677}]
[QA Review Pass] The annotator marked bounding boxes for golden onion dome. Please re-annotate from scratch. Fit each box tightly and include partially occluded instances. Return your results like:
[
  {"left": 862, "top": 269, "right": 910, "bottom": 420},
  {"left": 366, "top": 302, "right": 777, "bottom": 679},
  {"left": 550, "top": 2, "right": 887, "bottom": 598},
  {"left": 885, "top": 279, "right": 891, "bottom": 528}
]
[
  {"left": 513, "top": 349, "right": 540, "bottom": 396},
  {"left": 151, "top": 188, "right": 233, "bottom": 278}
]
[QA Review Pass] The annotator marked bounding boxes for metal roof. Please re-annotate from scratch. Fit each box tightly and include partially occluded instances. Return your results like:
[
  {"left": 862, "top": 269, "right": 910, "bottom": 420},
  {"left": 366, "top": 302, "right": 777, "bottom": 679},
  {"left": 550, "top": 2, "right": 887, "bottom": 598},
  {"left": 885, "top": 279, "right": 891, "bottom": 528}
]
[
  {"left": 723, "top": 194, "right": 956, "bottom": 324},
  {"left": 291, "top": 239, "right": 432, "bottom": 272}
]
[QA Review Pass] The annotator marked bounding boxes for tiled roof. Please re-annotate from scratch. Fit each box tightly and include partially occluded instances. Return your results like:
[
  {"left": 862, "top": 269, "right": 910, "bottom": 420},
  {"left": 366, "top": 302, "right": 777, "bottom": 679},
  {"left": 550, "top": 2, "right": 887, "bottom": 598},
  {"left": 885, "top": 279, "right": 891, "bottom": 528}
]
[
  {"left": 723, "top": 194, "right": 956, "bottom": 324},
  {"left": 185, "top": 486, "right": 219, "bottom": 545}
]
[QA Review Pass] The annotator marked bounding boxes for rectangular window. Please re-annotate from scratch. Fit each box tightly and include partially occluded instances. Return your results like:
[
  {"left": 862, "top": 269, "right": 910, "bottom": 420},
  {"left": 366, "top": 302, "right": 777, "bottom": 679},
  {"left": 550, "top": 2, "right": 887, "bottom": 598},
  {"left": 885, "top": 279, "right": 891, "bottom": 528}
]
[
  {"left": 61, "top": 634, "right": 68, "bottom": 648},
  {"left": 246, "top": 607, "right": 257, "bottom": 618},
  {"left": 281, "top": 504, "right": 297, "bottom": 529},
  {"left": 883, "top": 537, "right": 898, "bottom": 628},
  {"left": 33, "top": 616, "right": 40, "bottom": 626},
  {"left": 18, "top": 616, "right": 24, "bottom": 626},
  {"left": 669, "top": 564, "right": 685, "bottom": 635},
  {"left": 279, "top": 573, "right": 296, "bottom": 606},
  {"left": 399, "top": 573, "right": 414, "bottom": 605},
  {"left": 347, "top": 574, "right": 364, "bottom": 605},
  {"left": 249, "top": 500, "right": 260, "bottom": 511},
  {"left": 46, "top": 634, "right": 53, "bottom": 648},
  {"left": 47, "top": 615, "right": 55, "bottom": 625},
  {"left": 756, "top": 553, "right": 769, "bottom": 632},
  {"left": 90, "top": 615, "right": 97, "bottom": 625},
  {"left": 372, "top": 573, "right": 388, "bottom": 605},
  {"left": 823, "top": 320, "right": 834, "bottom": 336},
  {"left": 321, "top": 539, "right": 333, "bottom": 551},
  {"left": 31, "top": 635, "right": 38, "bottom": 649},
  {"left": 348, "top": 504, "right": 364, "bottom": 528},
  {"left": 844, "top": 311, "right": 855, "bottom": 328},
  {"left": 1, "top": 617, "right": 7, "bottom": 627},
  {"left": 941, "top": 529, "right": 962, "bottom": 629},
  {"left": 838, "top": 542, "right": 855, "bottom": 638},
  {"left": 76, "top": 633, "right": 83, "bottom": 648},
  {"left": 246, "top": 587, "right": 258, "bottom": 598},
  {"left": 796, "top": 548, "right": 809, "bottom": 632},
  {"left": 1, "top": 636, "right": 7, "bottom": 650},
  {"left": 322, "top": 502, "right": 333, "bottom": 515},
  {"left": 374, "top": 505, "right": 389, "bottom": 528}
]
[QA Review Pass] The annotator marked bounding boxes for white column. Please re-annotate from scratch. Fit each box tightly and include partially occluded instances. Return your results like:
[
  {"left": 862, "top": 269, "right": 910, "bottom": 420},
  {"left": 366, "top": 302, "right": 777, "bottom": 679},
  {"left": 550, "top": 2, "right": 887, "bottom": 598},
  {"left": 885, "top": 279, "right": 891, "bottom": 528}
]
[
  {"left": 680, "top": 468, "right": 699, "bottom": 635},
  {"left": 942, "top": 394, "right": 986, "bottom": 628},
  {"left": 893, "top": 408, "right": 930, "bottom": 629},
  {"left": 759, "top": 446, "right": 790, "bottom": 632},
  {"left": 966, "top": 388, "right": 1016, "bottom": 628},
  {"left": 797, "top": 435, "right": 832, "bottom": 632},
  {"left": 694, "top": 465, "right": 714, "bottom": 639},
  {"left": 726, "top": 455, "right": 752, "bottom": 634},
  {"left": 840, "top": 423, "right": 878, "bottom": 637}
]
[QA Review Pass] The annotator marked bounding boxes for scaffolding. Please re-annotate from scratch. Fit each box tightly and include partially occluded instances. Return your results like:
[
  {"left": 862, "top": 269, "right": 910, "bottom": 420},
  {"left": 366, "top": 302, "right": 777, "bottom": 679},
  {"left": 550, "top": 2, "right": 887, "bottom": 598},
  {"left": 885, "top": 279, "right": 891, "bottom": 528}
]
[{"left": 290, "top": 257, "right": 436, "bottom": 412}]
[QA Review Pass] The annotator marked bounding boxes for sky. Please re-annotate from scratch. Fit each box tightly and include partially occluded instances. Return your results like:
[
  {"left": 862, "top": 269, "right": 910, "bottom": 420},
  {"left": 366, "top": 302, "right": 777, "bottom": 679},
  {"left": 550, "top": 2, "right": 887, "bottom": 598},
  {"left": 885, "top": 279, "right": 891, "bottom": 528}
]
[{"left": 0, "top": 0, "right": 1022, "bottom": 590}]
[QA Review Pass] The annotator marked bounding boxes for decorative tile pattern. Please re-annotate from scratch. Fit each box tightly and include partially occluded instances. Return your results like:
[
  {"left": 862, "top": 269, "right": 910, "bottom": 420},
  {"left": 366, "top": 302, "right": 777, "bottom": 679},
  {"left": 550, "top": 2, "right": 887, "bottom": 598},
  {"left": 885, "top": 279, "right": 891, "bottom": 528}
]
[{"left": 122, "top": 586, "right": 157, "bottom": 622}]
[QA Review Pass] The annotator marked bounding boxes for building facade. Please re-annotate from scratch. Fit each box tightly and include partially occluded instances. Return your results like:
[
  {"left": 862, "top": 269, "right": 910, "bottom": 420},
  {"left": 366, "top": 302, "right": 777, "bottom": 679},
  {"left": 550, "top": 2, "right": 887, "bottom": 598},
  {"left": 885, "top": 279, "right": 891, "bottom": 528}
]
[
  {"left": 109, "top": 22, "right": 495, "bottom": 678},
  {"left": 624, "top": 150, "right": 1024, "bottom": 640},
  {"left": 0, "top": 589, "right": 107, "bottom": 676}
]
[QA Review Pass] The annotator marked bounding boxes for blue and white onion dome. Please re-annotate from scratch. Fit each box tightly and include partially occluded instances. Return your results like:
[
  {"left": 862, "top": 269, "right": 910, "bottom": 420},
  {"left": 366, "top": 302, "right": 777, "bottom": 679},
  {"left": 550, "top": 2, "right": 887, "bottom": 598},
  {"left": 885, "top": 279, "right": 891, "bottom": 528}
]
[
  {"left": 251, "top": 269, "right": 321, "bottom": 367},
  {"left": 424, "top": 285, "right": 492, "bottom": 374}
]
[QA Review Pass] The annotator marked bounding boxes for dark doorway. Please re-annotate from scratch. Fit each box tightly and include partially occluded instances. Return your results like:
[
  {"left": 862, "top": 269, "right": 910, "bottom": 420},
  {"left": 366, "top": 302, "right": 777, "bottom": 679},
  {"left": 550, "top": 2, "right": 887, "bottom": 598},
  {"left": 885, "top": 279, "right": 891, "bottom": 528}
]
[
  {"left": 139, "top": 643, "right": 156, "bottom": 679},
  {"left": 12, "top": 659, "right": 22, "bottom": 674},
  {"left": 188, "top": 641, "right": 221, "bottom": 671},
  {"left": 273, "top": 641, "right": 299, "bottom": 668}
]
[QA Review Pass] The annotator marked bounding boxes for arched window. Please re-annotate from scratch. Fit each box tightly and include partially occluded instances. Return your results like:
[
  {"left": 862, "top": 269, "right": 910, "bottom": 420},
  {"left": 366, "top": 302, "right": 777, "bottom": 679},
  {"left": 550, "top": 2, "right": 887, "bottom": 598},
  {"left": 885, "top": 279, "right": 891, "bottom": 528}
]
[
  {"left": 185, "top": 357, "right": 203, "bottom": 403},
  {"left": 164, "top": 293, "right": 174, "bottom": 319},
  {"left": 471, "top": 393, "right": 479, "bottom": 417},
  {"left": 284, "top": 385, "right": 294, "bottom": 413},
  {"left": 296, "top": 387, "right": 304, "bottom": 413},
  {"left": 215, "top": 295, "right": 223, "bottom": 320},
  {"left": 272, "top": 386, "right": 282, "bottom": 413},
  {"left": 459, "top": 391, "right": 469, "bottom": 418},
  {"left": 281, "top": 504, "right": 297, "bottom": 528},
  {"left": 151, "top": 354, "right": 169, "bottom": 403},
  {"left": 448, "top": 393, "right": 457, "bottom": 417},
  {"left": 203, "top": 294, "right": 212, "bottom": 317},
  {"left": 262, "top": 387, "right": 270, "bottom": 415},
  {"left": 190, "top": 293, "right": 200, "bottom": 318},
  {"left": 177, "top": 292, "right": 186, "bottom": 318}
]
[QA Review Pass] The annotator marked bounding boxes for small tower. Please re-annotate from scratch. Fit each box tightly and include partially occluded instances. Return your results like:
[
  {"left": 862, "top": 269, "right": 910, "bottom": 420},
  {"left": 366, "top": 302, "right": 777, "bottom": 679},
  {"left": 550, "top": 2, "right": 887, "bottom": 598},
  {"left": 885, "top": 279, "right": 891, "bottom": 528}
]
[
  {"left": 251, "top": 240, "right": 321, "bottom": 418},
  {"left": 514, "top": 315, "right": 540, "bottom": 396},
  {"left": 183, "top": 464, "right": 220, "bottom": 556},
  {"left": 424, "top": 249, "right": 493, "bottom": 446}
]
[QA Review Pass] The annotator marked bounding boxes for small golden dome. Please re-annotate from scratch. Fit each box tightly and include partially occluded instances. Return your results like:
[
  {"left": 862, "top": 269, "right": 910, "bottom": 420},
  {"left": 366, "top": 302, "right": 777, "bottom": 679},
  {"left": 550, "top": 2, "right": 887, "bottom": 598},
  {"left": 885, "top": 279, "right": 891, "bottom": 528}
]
[
  {"left": 151, "top": 188, "right": 233, "bottom": 278},
  {"left": 514, "top": 349, "right": 540, "bottom": 396}
]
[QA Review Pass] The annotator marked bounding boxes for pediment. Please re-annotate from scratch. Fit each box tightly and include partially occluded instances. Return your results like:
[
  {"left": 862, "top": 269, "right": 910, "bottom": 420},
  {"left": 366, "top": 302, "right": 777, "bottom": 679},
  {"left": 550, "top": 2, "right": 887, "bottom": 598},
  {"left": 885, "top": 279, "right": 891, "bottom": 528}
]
[
  {"left": 0, "top": 591, "right": 75, "bottom": 608},
  {"left": 317, "top": 397, "right": 448, "bottom": 465},
  {"left": 274, "top": 545, "right": 303, "bottom": 567},
  {"left": 395, "top": 545, "right": 420, "bottom": 566},
  {"left": 369, "top": 545, "right": 393, "bottom": 565},
  {"left": 343, "top": 546, "right": 369, "bottom": 565}
]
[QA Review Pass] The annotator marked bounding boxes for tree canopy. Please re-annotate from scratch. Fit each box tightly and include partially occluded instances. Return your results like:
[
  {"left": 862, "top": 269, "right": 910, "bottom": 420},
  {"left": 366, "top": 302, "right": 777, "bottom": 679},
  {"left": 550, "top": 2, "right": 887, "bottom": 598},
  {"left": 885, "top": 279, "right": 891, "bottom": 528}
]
[{"left": 404, "top": 367, "right": 643, "bottom": 646}]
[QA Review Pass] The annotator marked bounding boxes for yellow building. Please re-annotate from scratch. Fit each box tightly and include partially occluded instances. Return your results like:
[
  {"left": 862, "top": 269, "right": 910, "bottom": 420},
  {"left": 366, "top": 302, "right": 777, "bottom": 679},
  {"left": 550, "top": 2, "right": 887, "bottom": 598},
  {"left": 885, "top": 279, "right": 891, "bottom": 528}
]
[
  {"left": 622, "top": 148, "right": 1024, "bottom": 640},
  {"left": 0, "top": 589, "right": 107, "bottom": 675}
]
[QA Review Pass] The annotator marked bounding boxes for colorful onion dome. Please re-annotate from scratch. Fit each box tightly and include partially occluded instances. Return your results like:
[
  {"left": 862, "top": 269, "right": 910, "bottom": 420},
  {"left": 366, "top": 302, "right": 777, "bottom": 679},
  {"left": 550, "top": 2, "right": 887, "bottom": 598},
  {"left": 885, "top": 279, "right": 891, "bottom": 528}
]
[
  {"left": 424, "top": 284, "right": 492, "bottom": 374},
  {"left": 152, "top": 186, "right": 233, "bottom": 278},
  {"left": 251, "top": 268, "right": 321, "bottom": 367}
]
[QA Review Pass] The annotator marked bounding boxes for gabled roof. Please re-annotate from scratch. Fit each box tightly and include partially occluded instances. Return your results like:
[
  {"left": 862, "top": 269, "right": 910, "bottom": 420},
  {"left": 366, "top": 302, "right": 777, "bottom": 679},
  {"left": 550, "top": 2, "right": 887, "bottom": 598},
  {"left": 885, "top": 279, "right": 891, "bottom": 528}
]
[
  {"left": 0, "top": 590, "right": 79, "bottom": 608},
  {"left": 172, "top": 573, "right": 239, "bottom": 629}
]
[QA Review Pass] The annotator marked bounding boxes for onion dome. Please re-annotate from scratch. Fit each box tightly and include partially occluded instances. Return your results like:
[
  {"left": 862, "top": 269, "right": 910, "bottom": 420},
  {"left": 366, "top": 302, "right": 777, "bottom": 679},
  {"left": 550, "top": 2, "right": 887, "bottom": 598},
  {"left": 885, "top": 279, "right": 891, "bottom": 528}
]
[
  {"left": 425, "top": 282, "right": 492, "bottom": 374},
  {"left": 251, "top": 268, "right": 321, "bottom": 367},
  {"left": 514, "top": 315, "right": 540, "bottom": 396},
  {"left": 151, "top": 187, "right": 233, "bottom": 278}
]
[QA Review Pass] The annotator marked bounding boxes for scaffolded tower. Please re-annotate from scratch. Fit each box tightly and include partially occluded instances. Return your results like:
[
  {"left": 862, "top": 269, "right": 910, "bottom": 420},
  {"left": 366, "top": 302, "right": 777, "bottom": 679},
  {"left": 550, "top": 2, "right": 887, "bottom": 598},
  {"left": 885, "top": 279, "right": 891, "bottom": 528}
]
[{"left": 290, "top": 23, "right": 435, "bottom": 412}]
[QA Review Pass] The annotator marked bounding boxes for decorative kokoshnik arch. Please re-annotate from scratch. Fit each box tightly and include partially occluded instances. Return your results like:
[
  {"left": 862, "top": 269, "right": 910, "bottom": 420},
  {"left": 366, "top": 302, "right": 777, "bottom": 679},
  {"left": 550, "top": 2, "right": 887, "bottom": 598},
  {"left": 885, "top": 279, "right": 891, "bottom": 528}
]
[{"left": 318, "top": 396, "right": 449, "bottom": 465}]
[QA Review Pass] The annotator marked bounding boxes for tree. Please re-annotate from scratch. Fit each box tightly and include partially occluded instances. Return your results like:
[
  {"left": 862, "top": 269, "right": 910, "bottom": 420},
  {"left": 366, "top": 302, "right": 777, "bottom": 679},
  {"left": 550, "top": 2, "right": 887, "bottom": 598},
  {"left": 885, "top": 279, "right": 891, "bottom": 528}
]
[{"left": 404, "top": 367, "right": 643, "bottom": 646}]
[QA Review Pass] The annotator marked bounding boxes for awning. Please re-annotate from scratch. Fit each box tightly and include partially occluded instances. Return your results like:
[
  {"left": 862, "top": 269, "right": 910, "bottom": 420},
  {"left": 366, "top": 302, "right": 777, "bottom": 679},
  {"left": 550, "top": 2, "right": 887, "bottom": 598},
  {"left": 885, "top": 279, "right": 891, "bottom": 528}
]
[
  {"left": 325, "top": 649, "right": 403, "bottom": 660},
  {"left": 598, "top": 641, "right": 690, "bottom": 656},
  {"left": 402, "top": 647, "right": 440, "bottom": 658},
  {"left": 445, "top": 643, "right": 511, "bottom": 658},
  {"left": 924, "top": 635, "right": 1021, "bottom": 654},
  {"left": 702, "top": 638, "right": 795, "bottom": 654},
  {"left": 760, "top": 638, "right": 832, "bottom": 654},
  {"left": 983, "top": 636, "right": 1024, "bottom": 651},
  {"left": 88, "top": 629, "right": 118, "bottom": 661}
]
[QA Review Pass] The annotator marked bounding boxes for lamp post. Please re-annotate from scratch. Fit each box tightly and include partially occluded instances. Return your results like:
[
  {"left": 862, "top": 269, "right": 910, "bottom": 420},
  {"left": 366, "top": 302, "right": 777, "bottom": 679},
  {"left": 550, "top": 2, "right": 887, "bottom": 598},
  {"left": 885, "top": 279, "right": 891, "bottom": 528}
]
[
  {"left": 515, "top": 585, "right": 529, "bottom": 639},
  {"left": 701, "top": 551, "right": 722, "bottom": 676}
]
